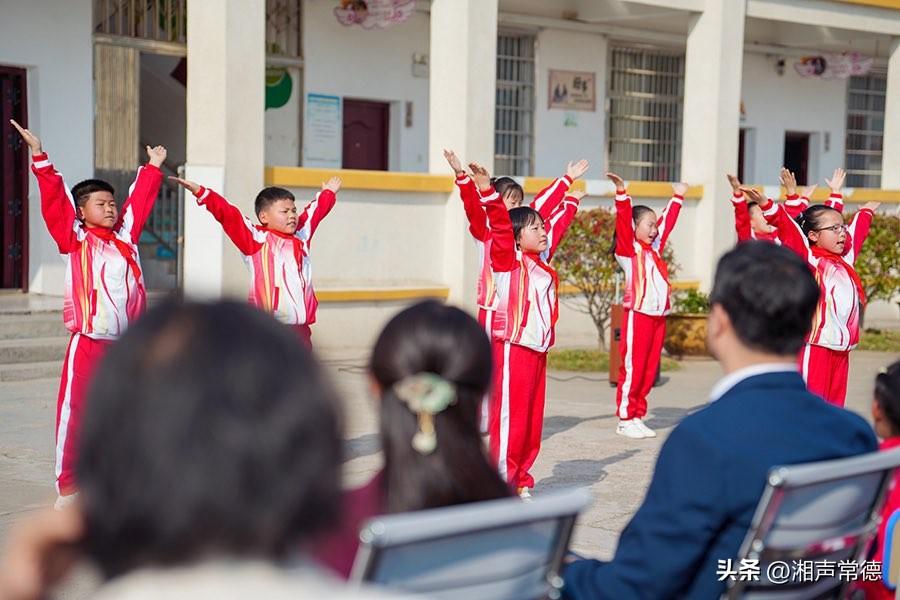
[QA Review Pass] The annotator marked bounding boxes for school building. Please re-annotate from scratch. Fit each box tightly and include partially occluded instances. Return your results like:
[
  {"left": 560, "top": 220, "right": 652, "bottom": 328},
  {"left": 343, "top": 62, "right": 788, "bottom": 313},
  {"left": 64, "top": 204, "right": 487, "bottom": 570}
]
[{"left": 1, "top": 0, "right": 898, "bottom": 347}]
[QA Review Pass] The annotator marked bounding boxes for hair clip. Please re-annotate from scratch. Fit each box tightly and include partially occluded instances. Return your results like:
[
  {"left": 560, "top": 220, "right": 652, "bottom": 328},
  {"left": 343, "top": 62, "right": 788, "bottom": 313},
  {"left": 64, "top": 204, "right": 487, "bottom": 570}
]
[{"left": 392, "top": 372, "right": 457, "bottom": 455}]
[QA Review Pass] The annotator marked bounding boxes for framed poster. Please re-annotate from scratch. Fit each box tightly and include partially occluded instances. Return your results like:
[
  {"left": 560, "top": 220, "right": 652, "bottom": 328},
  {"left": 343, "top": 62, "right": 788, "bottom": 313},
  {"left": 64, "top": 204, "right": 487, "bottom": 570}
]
[
  {"left": 303, "top": 93, "right": 342, "bottom": 168},
  {"left": 548, "top": 70, "right": 595, "bottom": 111}
]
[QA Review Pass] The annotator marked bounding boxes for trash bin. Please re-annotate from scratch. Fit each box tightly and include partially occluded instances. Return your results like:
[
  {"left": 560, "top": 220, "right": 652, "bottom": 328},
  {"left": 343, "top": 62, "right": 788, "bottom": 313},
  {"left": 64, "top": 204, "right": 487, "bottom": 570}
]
[{"left": 608, "top": 304, "right": 623, "bottom": 387}]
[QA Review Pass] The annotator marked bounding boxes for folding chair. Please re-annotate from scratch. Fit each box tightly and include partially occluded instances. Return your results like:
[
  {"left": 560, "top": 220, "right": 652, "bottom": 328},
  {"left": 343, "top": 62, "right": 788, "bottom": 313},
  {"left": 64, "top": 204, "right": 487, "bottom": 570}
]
[{"left": 350, "top": 487, "right": 592, "bottom": 600}]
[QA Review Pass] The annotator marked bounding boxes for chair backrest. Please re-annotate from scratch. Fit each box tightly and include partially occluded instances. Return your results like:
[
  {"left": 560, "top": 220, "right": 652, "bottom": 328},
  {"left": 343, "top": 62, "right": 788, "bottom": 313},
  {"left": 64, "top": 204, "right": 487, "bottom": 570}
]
[
  {"left": 349, "top": 487, "right": 592, "bottom": 600},
  {"left": 725, "top": 449, "right": 900, "bottom": 600}
]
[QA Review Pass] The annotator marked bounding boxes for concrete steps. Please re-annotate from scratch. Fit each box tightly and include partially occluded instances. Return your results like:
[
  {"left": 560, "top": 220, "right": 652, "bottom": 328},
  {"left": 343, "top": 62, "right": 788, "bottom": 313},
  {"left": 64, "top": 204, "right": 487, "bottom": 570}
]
[{"left": 0, "top": 307, "right": 67, "bottom": 382}]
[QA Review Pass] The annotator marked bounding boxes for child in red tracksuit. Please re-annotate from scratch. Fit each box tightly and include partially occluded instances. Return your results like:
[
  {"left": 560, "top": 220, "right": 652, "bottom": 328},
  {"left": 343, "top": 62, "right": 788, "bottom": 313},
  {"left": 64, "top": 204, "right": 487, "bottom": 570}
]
[
  {"left": 726, "top": 168, "right": 818, "bottom": 244},
  {"left": 172, "top": 177, "right": 340, "bottom": 347},
  {"left": 470, "top": 163, "right": 585, "bottom": 497},
  {"left": 608, "top": 172, "right": 686, "bottom": 440},
  {"left": 746, "top": 168, "right": 880, "bottom": 406},
  {"left": 443, "top": 149, "right": 589, "bottom": 334},
  {"left": 11, "top": 120, "right": 165, "bottom": 502}
]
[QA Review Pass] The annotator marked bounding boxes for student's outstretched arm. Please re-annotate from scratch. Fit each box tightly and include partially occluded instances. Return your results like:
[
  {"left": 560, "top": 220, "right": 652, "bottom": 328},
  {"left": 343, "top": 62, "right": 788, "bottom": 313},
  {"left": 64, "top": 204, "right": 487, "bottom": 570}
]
[
  {"left": 545, "top": 191, "right": 584, "bottom": 261},
  {"left": 655, "top": 182, "right": 686, "bottom": 250},
  {"left": 471, "top": 163, "right": 515, "bottom": 272},
  {"left": 170, "top": 177, "right": 263, "bottom": 256},
  {"left": 744, "top": 188, "right": 809, "bottom": 260},
  {"left": 297, "top": 177, "right": 340, "bottom": 243},
  {"left": 824, "top": 168, "right": 846, "bottom": 213},
  {"left": 11, "top": 120, "right": 78, "bottom": 253},
  {"left": 531, "top": 159, "right": 588, "bottom": 221},
  {"left": 844, "top": 202, "right": 879, "bottom": 264},
  {"left": 727, "top": 174, "right": 751, "bottom": 242},
  {"left": 445, "top": 150, "right": 488, "bottom": 241},
  {"left": 781, "top": 167, "right": 809, "bottom": 219},
  {"left": 118, "top": 145, "right": 165, "bottom": 244},
  {"left": 608, "top": 172, "right": 634, "bottom": 258}
]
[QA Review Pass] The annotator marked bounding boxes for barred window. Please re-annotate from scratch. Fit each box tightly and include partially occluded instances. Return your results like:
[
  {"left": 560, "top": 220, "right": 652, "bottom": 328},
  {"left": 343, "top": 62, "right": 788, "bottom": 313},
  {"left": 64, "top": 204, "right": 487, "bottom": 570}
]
[
  {"left": 607, "top": 45, "right": 684, "bottom": 181},
  {"left": 845, "top": 73, "right": 885, "bottom": 188},
  {"left": 495, "top": 33, "right": 535, "bottom": 177}
]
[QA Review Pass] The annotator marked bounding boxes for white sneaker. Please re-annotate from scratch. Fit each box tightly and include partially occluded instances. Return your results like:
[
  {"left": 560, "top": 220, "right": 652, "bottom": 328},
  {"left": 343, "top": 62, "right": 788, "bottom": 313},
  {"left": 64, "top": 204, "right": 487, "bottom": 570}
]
[
  {"left": 616, "top": 419, "right": 646, "bottom": 439},
  {"left": 518, "top": 487, "right": 533, "bottom": 501},
  {"left": 633, "top": 418, "right": 657, "bottom": 438},
  {"left": 54, "top": 492, "right": 78, "bottom": 511}
]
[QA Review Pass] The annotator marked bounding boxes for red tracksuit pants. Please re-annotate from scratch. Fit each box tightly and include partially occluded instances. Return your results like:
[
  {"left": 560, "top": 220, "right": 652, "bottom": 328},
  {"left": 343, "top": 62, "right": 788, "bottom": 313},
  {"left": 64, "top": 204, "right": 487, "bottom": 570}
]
[
  {"left": 615, "top": 309, "right": 666, "bottom": 421},
  {"left": 290, "top": 324, "right": 313, "bottom": 349},
  {"left": 799, "top": 343, "right": 850, "bottom": 407},
  {"left": 488, "top": 340, "right": 547, "bottom": 490},
  {"left": 55, "top": 333, "right": 111, "bottom": 495}
]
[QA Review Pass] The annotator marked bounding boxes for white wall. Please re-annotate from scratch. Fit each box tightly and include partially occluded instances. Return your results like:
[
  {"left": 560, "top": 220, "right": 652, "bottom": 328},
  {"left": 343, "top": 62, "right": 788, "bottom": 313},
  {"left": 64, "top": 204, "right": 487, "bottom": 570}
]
[
  {"left": 265, "top": 66, "right": 302, "bottom": 166},
  {"left": 533, "top": 28, "right": 607, "bottom": 178},
  {"left": 301, "top": 0, "right": 429, "bottom": 172},
  {"left": 0, "top": 0, "right": 93, "bottom": 294},
  {"left": 741, "top": 52, "right": 847, "bottom": 185}
]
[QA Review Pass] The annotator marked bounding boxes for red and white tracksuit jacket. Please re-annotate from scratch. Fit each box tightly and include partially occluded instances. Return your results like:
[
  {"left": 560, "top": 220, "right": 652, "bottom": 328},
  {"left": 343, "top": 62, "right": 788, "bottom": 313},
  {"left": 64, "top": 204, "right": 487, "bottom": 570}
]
[
  {"left": 613, "top": 190, "right": 682, "bottom": 421},
  {"left": 454, "top": 173, "right": 574, "bottom": 331},
  {"left": 193, "top": 186, "right": 335, "bottom": 341},
  {"left": 759, "top": 195, "right": 873, "bottom": 407},
  {"left": 31, "top": 152, "right": 163, "bottom": 494},
  {"left": 732, "top": 191, "right": 842, "bottom": 244},
  {"left": 480, "top": 185, "right": 580, "bottom": 490}
]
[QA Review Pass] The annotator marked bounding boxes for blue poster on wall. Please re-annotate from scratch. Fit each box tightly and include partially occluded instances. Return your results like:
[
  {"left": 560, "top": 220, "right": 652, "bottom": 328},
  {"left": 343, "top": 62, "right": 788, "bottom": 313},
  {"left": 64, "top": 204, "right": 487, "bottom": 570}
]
[{"left": 304, "top": 93, "right": 342, "bottom": 168}]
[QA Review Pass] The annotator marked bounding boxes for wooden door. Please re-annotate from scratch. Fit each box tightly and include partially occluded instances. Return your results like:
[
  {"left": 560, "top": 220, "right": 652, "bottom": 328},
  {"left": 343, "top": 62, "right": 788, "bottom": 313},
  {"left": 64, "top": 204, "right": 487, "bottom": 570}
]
[
  {"left": 0, "top": 66, "right": 28, "bottom": 290},
  {"left": 342, "top": 99, "right": 389, "bottom": 171}
]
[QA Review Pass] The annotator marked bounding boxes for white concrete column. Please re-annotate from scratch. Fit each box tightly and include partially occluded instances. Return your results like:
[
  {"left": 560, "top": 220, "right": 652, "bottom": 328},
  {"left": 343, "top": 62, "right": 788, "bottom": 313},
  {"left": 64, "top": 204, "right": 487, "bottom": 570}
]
[
  {"left": 680, "top": 0, "right": 746, "bottom": 289},
  {"left": 428, "top": 0, "right": 498, "bottom": 308},
  {"left": 183, "top": 0, "right": 265, "bottom": 298},
  {"left": 881, "top": 37, "right": 900, "bottom": 189}
]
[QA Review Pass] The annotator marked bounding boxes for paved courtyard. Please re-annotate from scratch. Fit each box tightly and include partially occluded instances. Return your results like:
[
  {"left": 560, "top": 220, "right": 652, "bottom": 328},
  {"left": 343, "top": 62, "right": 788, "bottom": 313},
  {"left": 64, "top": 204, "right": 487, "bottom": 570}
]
[{"left": 0, "top": 345, "right": 894, "bottom": 597}]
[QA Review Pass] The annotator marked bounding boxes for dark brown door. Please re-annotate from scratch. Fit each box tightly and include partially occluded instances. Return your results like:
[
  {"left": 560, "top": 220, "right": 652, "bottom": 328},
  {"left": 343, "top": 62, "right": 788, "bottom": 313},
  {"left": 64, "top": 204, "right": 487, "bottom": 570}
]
[
  {"left": 738, "top": 129, "right": 746, "bottom": 183},
  {"left": 784, "top": 132, "right": 810, "bottom": 186},
  {"left": 342, "top": 99, "right": 389, "bottom": 170},
  {"left": 0, "top": 66, "right": 28, "bottom": 290}
]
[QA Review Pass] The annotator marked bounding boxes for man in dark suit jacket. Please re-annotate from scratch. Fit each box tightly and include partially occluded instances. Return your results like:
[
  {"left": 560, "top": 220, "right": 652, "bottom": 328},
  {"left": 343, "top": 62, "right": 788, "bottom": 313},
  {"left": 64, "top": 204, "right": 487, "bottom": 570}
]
[{"left": 563, "top": 241, "right": 878, "bottom": 599}]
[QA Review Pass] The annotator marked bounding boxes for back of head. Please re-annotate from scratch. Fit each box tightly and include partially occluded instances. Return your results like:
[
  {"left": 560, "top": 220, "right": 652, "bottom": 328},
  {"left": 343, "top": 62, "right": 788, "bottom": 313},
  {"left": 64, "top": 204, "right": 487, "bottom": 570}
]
[
  {"left": 876, "top": 361, "right": 900, "bottom": 434},
  {"left": 71, "top": 179, "right": 115, "bottom": 207},
  {"left": 254, "top": 186, "right": 295, "bottom": 217},
  {"left": 508, "top": 206, "right": 542, "bottom": 242},
  {"left": 370, "top": 300, "right": 510, "bottom": 513},
  {"left": 491, "top": 176, "right": 524, "bottom": 206},
  {"left": 710, "top": 241, "right": 819, "bottom": 355},
  {"left": 77, "top": 300, "right": 343, "bottom": 578}
]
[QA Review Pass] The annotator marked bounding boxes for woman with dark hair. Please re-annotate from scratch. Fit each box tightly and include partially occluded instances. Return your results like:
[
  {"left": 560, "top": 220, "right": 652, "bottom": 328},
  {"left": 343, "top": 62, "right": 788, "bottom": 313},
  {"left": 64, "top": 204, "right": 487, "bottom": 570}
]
[
  {"left": 315, "top": 300, "right": 512, "bottom": 578},
  {"left": 0, "top": 301, "right": 391, "bottom": 599}
]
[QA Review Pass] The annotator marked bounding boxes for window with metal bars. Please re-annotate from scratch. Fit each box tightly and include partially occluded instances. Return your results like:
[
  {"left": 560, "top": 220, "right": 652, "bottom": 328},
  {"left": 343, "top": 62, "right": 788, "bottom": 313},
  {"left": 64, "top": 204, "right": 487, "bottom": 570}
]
[
  {"left": 844, "top": 73, "right": 885, "bottom": 188},
  {"left": 495, "top": 33, "right": 535, "bottom": 177},
  {"left": 607, "top": 45, "right": 684, "bottom": 182}
]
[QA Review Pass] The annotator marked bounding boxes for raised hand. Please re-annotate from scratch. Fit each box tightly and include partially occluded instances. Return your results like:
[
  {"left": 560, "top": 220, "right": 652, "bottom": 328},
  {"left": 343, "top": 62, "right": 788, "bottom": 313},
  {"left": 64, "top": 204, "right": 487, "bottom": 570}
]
[
  {"left": 825, "top": 168, "right": 846, "bottom": 194},
  {"left": 780, "top": 167, "right": 797, "bottom": 197},
  {"left": 739, "top": 187, "right": 766, "bottom": 205},
  {"left": 672, "top": 182, "right": 689, "bottom": 197},
  {"left": 9, "top": 119, "right": 42, "bottom": 154},
  {"left": 566, "top": 159, "right": 590, "bottom": 181},
  {"left": 801, "top": 184, "right": 817, "bottom": 199},
  {"left": 468, "top": 162, "right": 491, "bottom": 192},
  {"left": 168, "top": 176, "right": 202, "bottom": 196},
  {"left": 322, "top": 176, "right": 342, "bottom": 193},
  {"left": 726, "top": 174, "right": 742, "bottom": 194},
  {"left": 606, "top": 172, "right": 625, "bottom": 192},
  {"left": 146, "top": 145, "right": 167, "bottom": 168},
  {"left": 443, "top": 149, "right": 464, "bottom": 175},
  {"left": 567, "top": 190, "right": 586, "bottom": 201},
  {"left": 861, "top": 201, "right": 881, "bottom": 212}
]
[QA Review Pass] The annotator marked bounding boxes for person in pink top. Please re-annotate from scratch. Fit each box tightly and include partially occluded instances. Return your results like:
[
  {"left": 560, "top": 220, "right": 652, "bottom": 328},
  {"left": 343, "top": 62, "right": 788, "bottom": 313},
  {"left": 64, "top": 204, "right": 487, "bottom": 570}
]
[
  {"left": 743, "top": 169, "right": 880, "bottom": 407},
  {"left": 857, "top": 360, "right": 900, "bottom": 600},
  {"left": 10, "top": 119, "right": 165, "bottom": 503},
  {"left": 171, "top": 176, "right": 341, "bottom": 348}
]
